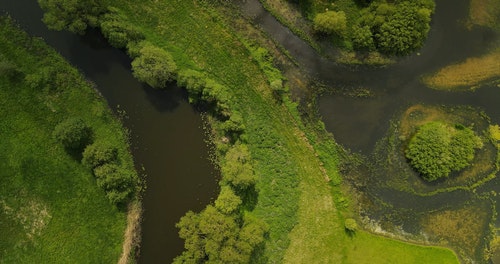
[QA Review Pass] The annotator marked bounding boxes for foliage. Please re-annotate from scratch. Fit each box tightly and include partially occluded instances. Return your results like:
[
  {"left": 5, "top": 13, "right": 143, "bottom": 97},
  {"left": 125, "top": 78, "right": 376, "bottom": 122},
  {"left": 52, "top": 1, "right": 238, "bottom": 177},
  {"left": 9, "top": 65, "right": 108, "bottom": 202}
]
[
  {"left": 405, "top": 122, "right": 483, "bottom": 181},
  {"left": 374, "top": 2, "right": 432, "bottom": 55},
  {"left": 221, "top": 143, "right": 257, "bottom": 190},
  {"left": 53, "top": 118, "right": 93, "bottom": 151},
  {"left": 82, "top": 142, "right": 118, "bottom": 168},
  {"left": 351, "top": 25, "right": 375, "bottom": 50},
  {"left": 313, "top": 11, "right": 347, "bottom": 36},
  {"left": 175, "top": 206, "right": 267, "bottom": 264},
  {"left": 38, "top": 0, "right": 107, "bottom": 34},
  {"left": 344, "top": 218, "right": 358, "bottom": 233},
  {"left": 131, "top": 42, "right": 177, "bottom": 89},
  {"left": 94, "top": 163, "right": 135, "bottom": 205},
  {"left": 215, "top": 186, "right": 242, "bottom": 214},
  {"left": 100, "top": 7, "right": 144, "bottom": 48}
]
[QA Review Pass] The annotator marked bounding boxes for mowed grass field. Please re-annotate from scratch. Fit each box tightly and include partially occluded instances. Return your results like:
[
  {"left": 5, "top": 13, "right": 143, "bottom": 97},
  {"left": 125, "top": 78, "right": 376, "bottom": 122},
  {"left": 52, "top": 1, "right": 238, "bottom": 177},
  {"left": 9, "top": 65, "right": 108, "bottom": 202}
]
[
  {"left": 100, "top": 0, "right": 459, "bottom": 263},
  {"left": 0, "top": 17, "right": 134, "bottom": 263}
]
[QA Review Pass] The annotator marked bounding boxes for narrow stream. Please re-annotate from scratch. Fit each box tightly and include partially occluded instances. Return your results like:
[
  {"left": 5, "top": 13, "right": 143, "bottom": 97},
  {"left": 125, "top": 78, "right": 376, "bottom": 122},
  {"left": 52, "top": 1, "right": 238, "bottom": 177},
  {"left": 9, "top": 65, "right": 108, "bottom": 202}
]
[{"left": 0, "top": 1, "right": 218, "bottom": 263}]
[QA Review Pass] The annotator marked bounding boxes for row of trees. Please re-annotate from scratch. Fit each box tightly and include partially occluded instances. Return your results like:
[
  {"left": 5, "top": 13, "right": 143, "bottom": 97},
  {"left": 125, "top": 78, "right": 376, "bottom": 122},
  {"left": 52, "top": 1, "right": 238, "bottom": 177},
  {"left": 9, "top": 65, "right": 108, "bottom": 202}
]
[
  {"left": 312, "top": 0, "right": 435, "bottom": 55},
  {"left": 53, "top": 118, "right": 137, "bottom": 205}
]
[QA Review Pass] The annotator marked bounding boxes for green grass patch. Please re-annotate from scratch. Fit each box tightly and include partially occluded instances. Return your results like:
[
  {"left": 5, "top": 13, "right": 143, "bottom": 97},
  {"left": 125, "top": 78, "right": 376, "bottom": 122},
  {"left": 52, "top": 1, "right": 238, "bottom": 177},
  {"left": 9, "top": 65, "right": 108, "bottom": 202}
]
[
  {"left": 345, "top": 231, "right": 459, "bottom": 264},
  {"left": 0, "top": 17, "right": 136, "bottom": 263}
]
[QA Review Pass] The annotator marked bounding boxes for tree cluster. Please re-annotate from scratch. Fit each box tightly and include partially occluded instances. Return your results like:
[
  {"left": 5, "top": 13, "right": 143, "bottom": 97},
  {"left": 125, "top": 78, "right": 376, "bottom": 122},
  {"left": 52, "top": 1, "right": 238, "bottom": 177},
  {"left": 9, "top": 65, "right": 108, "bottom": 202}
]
[
  {"left": 405, "top": 121, "right": 483, "bottom": 181},
  {"left": 53, "top": 118, "right": 137, "bottom": 205},
  {"left": 311, "top": 0, "right": 435, "bottom": 55}
]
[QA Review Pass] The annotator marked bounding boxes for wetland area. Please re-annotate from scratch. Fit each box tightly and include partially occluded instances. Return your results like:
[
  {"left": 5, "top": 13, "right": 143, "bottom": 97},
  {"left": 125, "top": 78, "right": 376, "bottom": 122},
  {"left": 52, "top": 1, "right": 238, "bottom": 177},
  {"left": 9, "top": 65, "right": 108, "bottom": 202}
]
[{"left": 1, "top": 0, "right": 500, "bottom": 263}]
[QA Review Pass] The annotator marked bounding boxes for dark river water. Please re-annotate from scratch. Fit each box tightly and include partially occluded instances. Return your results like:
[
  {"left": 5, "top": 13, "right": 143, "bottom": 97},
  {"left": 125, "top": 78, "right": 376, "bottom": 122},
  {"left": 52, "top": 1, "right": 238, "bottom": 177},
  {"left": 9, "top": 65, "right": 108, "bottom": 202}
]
[{"left": 0, "top": 1, "right": 218, "bottom": 263}]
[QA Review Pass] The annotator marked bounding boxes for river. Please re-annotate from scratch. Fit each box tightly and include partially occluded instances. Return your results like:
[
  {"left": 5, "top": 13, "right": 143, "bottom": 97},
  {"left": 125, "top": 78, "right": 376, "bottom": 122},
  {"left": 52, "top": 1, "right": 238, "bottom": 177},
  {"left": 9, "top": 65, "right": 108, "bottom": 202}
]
[{"left": 0, "top": 1, "right": 218, "bottom": 263}]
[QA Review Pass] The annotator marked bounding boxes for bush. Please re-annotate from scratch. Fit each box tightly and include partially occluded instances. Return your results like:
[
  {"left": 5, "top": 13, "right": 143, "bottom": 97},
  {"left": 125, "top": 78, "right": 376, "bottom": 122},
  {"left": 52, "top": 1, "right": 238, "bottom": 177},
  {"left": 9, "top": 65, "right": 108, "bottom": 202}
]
[
  {"left": 405, "top": 122, "right": 483, "bottom": 181},
  {"left": 94, "top": 163, "right": 135, "bottom": 204},
  {"left": 313, "top": 11, "right": 347, "bottom": 36},
  {"left": 82, "top": 143, "right": 118, "bottom": 168},
  {"left": 53, "top": 118, "right": 93, "bottom": 151},
  {"left": 215, "top": 186, "right": 242, "bottom": 214},
  {"left": 344, "top": 218, "right": 358, "bottom": 233},
  {"left": 131, "top": 42, "right": 177, "bottom": 88}
]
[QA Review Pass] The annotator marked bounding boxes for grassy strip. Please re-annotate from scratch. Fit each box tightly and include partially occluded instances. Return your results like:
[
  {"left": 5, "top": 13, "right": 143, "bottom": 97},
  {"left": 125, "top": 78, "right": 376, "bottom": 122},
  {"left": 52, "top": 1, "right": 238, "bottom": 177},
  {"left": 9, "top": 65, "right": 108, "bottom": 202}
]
[
  {"left": 64, "top": 0, "right": 459, "bottom": 262},
  {"left": 0, "top": 17, "right": 138, "bottom": 263},
  {"left": 469, "top": 0, "right": 500, "bottom": 29}
]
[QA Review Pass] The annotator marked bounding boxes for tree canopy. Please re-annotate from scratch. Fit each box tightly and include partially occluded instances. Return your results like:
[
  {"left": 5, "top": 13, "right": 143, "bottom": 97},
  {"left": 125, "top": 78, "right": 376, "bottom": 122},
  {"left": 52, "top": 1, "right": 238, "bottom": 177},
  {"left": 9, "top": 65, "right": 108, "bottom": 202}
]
[{"left": 405, "top": 121, "right": 483, "bottom": 181}]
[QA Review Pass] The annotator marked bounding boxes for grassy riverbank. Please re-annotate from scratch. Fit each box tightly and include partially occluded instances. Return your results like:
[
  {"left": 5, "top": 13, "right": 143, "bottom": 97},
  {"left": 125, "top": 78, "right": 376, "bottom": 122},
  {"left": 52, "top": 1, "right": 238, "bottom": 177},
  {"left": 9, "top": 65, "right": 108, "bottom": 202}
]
[
  {"left": 87, "top": 0, "right": 460, "bottom": 262},
  {"left": 0, "top": 17, "right": 138, "bottom": 263}
]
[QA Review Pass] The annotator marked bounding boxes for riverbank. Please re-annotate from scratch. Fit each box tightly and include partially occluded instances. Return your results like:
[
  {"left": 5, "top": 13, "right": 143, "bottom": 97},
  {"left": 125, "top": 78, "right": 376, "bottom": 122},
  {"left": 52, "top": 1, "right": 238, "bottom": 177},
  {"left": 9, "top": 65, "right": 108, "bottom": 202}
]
[
  {"left": 90, "top": 1, "right": 458, "bottom": 262},
  {"left": 0, "top": 17, "right": 140, "bottom": 263}
]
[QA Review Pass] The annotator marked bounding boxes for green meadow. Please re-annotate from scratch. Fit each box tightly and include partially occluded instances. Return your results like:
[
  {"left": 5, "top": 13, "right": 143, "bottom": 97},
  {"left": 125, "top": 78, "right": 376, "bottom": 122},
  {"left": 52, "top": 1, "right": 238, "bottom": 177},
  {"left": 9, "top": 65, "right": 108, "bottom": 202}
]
[{"left": 0, "top": 17, "right": 137, "bottom": 263}]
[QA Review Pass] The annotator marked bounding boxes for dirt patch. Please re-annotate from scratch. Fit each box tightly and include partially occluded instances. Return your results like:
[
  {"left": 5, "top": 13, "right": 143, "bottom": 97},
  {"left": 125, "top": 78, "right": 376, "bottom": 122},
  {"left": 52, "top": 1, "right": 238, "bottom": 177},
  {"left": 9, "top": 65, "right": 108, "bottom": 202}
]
[{"left": 118, "top": 200, "right": 142, "bottom": 264}]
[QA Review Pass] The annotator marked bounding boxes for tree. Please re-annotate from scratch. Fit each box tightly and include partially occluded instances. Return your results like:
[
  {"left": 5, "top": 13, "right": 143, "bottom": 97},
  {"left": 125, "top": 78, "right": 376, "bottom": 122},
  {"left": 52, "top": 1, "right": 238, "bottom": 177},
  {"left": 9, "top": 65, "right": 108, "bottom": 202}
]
[
  {"left": 215, "top": 186, "right": 242, "bottom": 214},
  {"left": 38, "top": 0, "right": 106, "bottom": 34},
  {"left": 53, "top": 118, "right": 92, "bottom": 151},
  {"left": 94, "top": 163, "right": 135, "bottom": 204},
  {"left": 313, "top": 11, "right": 347, "bottom": 36},
  {"left": 131, "top": 43, "right": 177, "bottom": 89},
  {"left": 221, "top": 143, "right": 257, "bottom": 189},
  {"left": 351, "top": 25, "right": 375, "bottom": 50},
  {"left": 375, "top": 2, "right": 432, "bottom": 55}
]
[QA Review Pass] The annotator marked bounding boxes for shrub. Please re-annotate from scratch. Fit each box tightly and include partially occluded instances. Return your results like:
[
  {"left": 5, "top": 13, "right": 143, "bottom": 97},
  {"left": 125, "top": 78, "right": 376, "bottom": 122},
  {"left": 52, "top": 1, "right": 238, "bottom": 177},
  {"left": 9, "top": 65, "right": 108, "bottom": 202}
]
[
  {"left": 215, "top": 186, "right": 242, "bottom": 214},
  {"left": 221, "top": 143, "right": 256, "bottom": 189},
  {"left": 405, "top": 121, "right": 483, "bottom": 181},
  {"left": 313, "top": 11, "right": 347, "bottom": 36},
  {"left": 131, "top": 42, "right": 177, "bottom": 88},
  {"left": 82, "top": 143, "right": 118, "bottom": 168},
  {"left": 344, "top": 218, "right": 358, "bottom": 233},
  {"left": 39, "top": 0, "right": 106, "bottom": 34},
  {"left": 53, "top": 118, "right": 92, "bottom": 151}
]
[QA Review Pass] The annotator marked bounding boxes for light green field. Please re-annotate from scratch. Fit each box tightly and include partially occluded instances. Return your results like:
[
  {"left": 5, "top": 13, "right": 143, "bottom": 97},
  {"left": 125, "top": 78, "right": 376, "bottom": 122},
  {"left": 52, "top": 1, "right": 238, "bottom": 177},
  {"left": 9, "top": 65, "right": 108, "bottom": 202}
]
[{"left": 0, "top": 17, "right": 136, "bottom": 263}]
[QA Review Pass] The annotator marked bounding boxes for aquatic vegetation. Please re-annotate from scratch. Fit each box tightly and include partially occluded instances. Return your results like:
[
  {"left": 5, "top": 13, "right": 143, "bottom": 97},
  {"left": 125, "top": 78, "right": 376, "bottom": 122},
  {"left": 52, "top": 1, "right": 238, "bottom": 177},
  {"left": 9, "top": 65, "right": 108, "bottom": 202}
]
[{"left": 423, "top": 48, "right": 500, "bottom": 90}]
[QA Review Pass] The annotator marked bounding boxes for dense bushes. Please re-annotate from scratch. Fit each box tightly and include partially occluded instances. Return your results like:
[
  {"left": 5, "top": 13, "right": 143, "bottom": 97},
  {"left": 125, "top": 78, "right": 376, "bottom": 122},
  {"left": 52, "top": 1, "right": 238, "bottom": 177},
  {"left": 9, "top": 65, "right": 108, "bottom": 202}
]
[
  {"left": 313, "top": 11, "right": 347, "bottom": 36},
  {"left": 405, "top": 121, "right": 483, "bottom": 181},
  {"left": 53, "top": 118, "right": 93, "bottom": 151},
  {"left": 131, "top": 43, "right": 178, "bottom": 89},
  {"left": 306, "top": 0, "right": 435, "bottom": 55}
]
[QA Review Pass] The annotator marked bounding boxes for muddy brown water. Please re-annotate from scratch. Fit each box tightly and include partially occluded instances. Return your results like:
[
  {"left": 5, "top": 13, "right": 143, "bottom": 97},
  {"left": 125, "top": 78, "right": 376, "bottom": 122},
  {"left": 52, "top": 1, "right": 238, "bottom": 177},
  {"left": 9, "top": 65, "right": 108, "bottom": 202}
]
[{"left": 0, "top": 1, "right": 218, "bottom": 263}]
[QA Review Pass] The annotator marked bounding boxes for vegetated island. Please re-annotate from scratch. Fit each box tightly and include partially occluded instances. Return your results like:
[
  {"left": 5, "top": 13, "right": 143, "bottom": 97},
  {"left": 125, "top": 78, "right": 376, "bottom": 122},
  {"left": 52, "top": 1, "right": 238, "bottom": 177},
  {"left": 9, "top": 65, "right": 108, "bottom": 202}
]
[
  {"left": 260, "top": 0, "right": 435, "bottom": 64},
  {"left": 0, "top": 17, "right": 140, "bottom": 263},
  {"left": 36, "top": 0, "right": 459, "bottom": 263}
]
